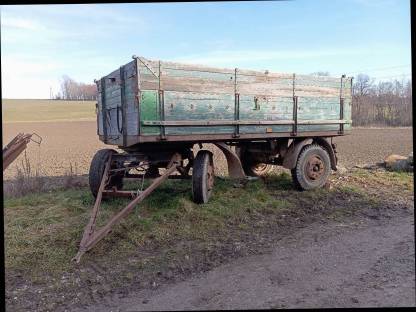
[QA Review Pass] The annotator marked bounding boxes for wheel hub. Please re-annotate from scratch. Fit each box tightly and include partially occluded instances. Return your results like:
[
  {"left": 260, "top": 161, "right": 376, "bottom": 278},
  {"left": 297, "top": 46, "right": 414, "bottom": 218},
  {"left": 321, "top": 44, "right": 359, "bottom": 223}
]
[
  {"left": 252, "top": 163, "right": 271, "bottom": 175},
  {"left": 306, "top": 156, "right": 324, "bottom": 180}
]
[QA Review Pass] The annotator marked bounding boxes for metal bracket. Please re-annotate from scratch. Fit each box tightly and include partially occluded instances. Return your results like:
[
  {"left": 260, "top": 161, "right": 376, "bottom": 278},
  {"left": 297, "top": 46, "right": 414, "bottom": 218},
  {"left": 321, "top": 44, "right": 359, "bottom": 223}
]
[
  {"left": 234, "top": 93, "right": 240, "bottom": 138},
  {"left": 137, "top": 57, "right": 159, "bottom": 78},
  {"left": 292, "top": 96, "right": 298, "bottom": 136}
]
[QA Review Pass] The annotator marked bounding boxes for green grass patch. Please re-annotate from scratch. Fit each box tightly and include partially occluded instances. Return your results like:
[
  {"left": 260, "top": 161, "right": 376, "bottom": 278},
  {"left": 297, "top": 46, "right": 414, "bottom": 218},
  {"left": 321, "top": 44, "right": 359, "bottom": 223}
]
[{"left": 4, "top": 169, "right": 412, "bottom": 282}]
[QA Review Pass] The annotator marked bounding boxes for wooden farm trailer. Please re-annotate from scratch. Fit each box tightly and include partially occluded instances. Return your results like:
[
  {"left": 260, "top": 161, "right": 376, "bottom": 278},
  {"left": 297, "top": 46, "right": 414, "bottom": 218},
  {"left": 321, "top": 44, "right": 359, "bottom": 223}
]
[{"left": 74, "top": 55, "right": 352, "bottom": 262}]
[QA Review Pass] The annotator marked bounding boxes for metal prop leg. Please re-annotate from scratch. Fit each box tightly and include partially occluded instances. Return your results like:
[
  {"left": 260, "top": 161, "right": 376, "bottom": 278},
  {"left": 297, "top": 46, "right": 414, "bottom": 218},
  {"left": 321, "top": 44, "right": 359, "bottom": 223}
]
[{"left": 72, "top": 153, "right": 181, "bottom": 263}]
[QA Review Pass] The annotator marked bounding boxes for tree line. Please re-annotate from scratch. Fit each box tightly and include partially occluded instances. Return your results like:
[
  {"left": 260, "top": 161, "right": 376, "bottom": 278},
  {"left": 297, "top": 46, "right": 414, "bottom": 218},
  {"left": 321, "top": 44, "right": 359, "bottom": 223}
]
[
  {"left": 55, "top": 75, "right": 97, "bottom": 100},
  {"left": 352, "top": 74, "right": 412, "bottom": 127},
  {"left": 56, "top": 73, "right": 412, "bottom": 127}
]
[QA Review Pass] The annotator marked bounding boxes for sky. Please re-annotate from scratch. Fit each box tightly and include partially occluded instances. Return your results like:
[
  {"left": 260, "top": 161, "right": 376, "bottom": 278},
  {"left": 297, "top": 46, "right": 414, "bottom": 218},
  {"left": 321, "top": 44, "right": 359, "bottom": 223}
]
[{"left": 0, "top": 0, "right": 412, "bottom": 99}]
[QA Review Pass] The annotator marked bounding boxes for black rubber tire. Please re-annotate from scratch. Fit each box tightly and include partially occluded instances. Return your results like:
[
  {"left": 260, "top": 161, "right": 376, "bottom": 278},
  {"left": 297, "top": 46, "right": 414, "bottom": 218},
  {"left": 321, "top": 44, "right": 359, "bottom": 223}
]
[
  {"left": 291, "top": 144, "right": 331, "bottom": 191},
  {"left": 192, "top": 150, "right": 214, "bottom": 204},
  {"left": 89, "top": 149, "right": 123, "bottom": 197}
]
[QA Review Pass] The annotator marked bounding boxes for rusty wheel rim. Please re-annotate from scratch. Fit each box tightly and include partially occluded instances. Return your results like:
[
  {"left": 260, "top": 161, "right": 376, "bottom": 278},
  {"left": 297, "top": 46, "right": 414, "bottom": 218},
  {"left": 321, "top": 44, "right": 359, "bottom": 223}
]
[
  {"left": 305, "top": 155, "right": 325, "bottom": 181},
  {"left": 252, "top": 163, "right": 270, "bottom": 175},
  {"left": 207, "top": 160, "right": 214, "bottom": 192}
]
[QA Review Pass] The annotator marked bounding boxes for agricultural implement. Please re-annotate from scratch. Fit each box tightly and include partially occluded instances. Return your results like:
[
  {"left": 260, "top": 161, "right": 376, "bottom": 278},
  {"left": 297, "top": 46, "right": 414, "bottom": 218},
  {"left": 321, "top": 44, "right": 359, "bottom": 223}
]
[
  {"left": 2, "top": 133, "right": 42, "bottom": 171},
  {"left": 73, "top": 55, "right": 352, "bottom": 262}
]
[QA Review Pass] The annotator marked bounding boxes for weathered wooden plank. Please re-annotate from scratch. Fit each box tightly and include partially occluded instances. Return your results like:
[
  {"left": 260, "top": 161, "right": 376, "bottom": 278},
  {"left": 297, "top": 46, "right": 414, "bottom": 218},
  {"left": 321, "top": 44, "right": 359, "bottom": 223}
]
[
  {"left": 160, "top": 59, "right": 235, "bottom": 75},
  {"left": 236, "top": 68, "right": 293, "bottom": 79},
  {"left": 141, "top": 119, "right": 350, "bottom": 126},
  {"left": 161, "top": 76, "right": 235, "bottom": 93},
  {"left": 165, "top": 126, "right": 234, "bottom": 135},
  {"left": 142, "top": 120, "right": 295, "bottom": 126},
  {"left": 297, "top": 97, "right": 340, "bottom": 122},
  {"left": 239, "top": 125, "right": 293, "bottom": 134},
  {"left": 239, "top": 95, "right": 294, "bottom": 121},
  {"left": 163, "top": 91, "right": 235, "bottom": 121}
]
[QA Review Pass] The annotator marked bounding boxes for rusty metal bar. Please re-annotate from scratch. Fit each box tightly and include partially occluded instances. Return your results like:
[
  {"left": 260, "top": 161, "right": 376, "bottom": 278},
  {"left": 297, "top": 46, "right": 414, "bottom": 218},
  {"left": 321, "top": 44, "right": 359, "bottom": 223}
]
[
  {"left": 73, "top": 154, "right": 112, "bottom": 263},
  {"left": 292, "top": 96, "right": 298, "bottom": 136},
  {"left": 234, "top": 92, "right": 240, "bottom": 138},
  {"left": 124, "top": 174, "right": 191, "bottom": 180},
  {"left": 339, "top": 98, "right": 345, "bottom": 134},
  {"left": 159, "top": 89, "right": 166, "bottom": 140},
  {"left": 120, "top": 65, "right": 127, "bottom": 146}
]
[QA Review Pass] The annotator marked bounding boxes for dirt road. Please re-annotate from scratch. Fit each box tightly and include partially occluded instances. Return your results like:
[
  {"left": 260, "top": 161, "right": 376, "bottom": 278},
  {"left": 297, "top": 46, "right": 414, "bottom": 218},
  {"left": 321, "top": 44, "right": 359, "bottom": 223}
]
[{"left": 81, "top": 205, "right": 414, "bottom": 311}]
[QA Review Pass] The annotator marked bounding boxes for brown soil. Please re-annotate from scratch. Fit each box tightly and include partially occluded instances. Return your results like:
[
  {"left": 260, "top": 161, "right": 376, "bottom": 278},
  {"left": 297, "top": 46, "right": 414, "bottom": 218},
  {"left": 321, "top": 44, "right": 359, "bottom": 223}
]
[
  {"left": 3, "top": 122, "right": 412, "bottom": 180},
  {"left": 334, "top": 127, "right": 413, "bottom": 168}
]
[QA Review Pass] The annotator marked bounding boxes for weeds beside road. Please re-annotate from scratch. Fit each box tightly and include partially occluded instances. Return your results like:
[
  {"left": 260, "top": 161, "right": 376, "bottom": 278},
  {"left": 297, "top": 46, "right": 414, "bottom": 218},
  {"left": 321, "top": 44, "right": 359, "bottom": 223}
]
[{"left": 4, "top": 167, "right": 414, "bottom": 311}]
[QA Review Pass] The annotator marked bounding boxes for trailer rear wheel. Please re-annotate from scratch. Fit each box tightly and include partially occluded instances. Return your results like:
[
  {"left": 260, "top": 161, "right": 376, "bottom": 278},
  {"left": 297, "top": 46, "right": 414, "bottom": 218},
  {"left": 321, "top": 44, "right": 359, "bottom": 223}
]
[
  {"left": 243, "top": 161, "right": 273, "bottom": 177},
  {"left": 89, "top": 149, "right": 123, "bottom": 197},
  {"left": 192, "top": 150, "right": 214, "bottom": 204},
  {"left": 291, "top": 144, "right": 331, "bottom": 191}
]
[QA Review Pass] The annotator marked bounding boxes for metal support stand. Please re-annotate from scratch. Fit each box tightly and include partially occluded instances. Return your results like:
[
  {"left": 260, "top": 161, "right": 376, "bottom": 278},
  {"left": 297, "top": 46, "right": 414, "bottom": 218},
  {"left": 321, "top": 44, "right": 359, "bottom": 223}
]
[{"left": 72, "top": 153, "right": 181, "bottom": 263}]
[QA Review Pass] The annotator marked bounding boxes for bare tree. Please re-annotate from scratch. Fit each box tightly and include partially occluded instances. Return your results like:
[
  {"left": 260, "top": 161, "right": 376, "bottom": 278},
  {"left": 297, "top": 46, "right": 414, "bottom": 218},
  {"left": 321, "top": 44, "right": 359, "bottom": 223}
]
[
  {"left": 352, "top": 74, "right": 412, "bottom": 127},
  {"left": 58, "top": 75, "right": 97, "bottom": 100}
]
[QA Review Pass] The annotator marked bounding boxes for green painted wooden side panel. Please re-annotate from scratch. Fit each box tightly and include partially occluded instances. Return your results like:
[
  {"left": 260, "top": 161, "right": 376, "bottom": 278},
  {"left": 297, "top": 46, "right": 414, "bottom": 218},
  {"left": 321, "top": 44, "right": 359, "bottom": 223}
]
[
  {"left": 239, "top": 95, "right": 294, "bottom": 133},
  {"left": 98, "top": 57, "right": 353, "bottom": 142},
  {"left": 297, "top": 97, "right": 340, "bottom": 120},
  {"left": 140, "top": 90, "right": 160, "bottom": 134},
  {"left": 164, "top": 91, "right": 234, "bottom": 135}
]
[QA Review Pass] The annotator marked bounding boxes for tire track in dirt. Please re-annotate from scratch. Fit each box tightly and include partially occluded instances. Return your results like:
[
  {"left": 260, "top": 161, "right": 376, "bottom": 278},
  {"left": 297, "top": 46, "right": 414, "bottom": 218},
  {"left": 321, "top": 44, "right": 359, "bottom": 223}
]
[{"left": 81, "top": 209, "right": 414, "bottom": 311}]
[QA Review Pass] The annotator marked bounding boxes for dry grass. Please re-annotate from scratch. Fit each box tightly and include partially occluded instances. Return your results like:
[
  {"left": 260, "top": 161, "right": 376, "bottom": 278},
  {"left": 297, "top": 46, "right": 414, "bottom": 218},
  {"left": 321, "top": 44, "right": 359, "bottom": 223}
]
[
  {"left": 4, "top": 155, "right": 87, "bottom": 198},
  {"left": 5, "top": 151, "right": 47, "bottom": 197},
  {"left": 2, "top": 99, "right": 96, "bottom": 123}
]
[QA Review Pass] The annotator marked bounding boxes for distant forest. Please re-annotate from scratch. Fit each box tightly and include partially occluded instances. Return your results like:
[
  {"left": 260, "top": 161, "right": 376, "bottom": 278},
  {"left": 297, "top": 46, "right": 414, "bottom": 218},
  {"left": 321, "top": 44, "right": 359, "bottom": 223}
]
[
  {"left": 351, "top": 74, "right": 412, "bottom": 127},
  {"left": 56, "top": 73, "right": 412, "bottom": 127}
]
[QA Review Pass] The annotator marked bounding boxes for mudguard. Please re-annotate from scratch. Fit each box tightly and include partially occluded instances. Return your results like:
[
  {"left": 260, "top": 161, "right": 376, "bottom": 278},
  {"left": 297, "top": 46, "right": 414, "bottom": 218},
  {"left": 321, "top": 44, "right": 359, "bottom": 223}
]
[{"left": 282, "top": 137, "right": 337, "bottom": 171}]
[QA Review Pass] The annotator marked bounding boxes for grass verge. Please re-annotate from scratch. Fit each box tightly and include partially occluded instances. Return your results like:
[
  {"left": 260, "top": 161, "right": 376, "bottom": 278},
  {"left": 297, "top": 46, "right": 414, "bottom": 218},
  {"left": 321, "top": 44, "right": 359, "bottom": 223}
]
[{"left": 4, "top": 169, "right": 414, "bottom": 311}]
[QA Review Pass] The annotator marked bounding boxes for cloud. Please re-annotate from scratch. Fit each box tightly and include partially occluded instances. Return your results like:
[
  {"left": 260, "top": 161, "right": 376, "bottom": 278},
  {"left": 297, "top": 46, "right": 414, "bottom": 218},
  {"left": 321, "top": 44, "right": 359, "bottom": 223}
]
[{"left": 1, "top": 55, "right": 65, "bottom": 98}]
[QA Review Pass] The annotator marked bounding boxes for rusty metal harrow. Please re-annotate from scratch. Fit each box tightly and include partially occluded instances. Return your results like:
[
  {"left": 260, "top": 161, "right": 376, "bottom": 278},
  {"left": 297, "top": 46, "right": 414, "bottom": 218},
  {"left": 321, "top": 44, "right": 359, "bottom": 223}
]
[{"left": 3, "top": 133, "right": 42, "bottom": 171}]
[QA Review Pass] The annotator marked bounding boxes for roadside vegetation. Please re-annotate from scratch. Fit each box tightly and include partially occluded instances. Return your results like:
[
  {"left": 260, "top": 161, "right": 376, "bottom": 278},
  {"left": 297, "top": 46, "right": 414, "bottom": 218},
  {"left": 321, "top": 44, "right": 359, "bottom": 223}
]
[{"left": 5, "top": 168, "right": 413, "bottom": 280}]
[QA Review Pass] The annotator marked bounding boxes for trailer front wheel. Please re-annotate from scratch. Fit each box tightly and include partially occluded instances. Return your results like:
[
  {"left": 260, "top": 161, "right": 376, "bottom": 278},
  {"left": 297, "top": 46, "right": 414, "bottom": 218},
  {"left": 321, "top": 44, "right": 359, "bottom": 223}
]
[
  {"left": 192, "top": 150, "right": 214, "bottom": 204},
  {"left": 89, "top": 149, "right": 123, "bottom": 197},
  {"left": 291, "top": 144, "right": 331, "bottom": 191}
]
